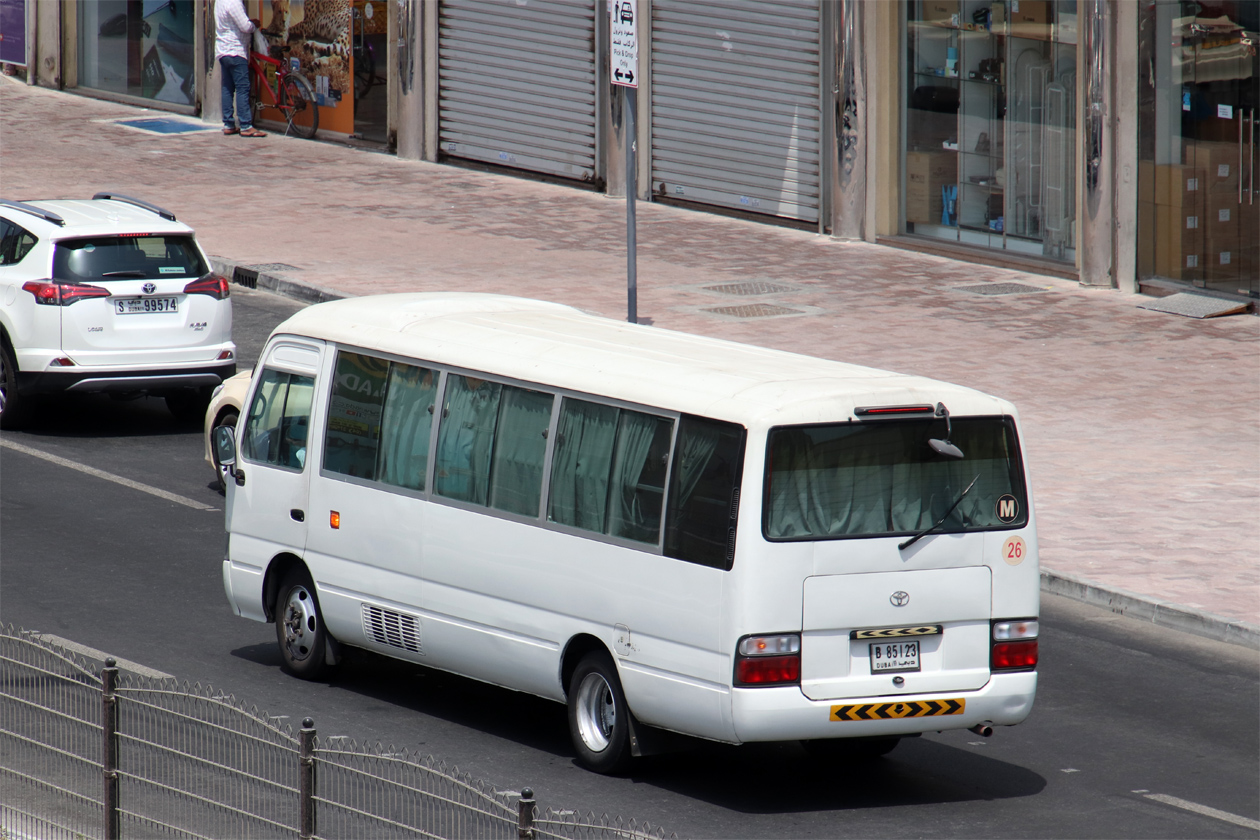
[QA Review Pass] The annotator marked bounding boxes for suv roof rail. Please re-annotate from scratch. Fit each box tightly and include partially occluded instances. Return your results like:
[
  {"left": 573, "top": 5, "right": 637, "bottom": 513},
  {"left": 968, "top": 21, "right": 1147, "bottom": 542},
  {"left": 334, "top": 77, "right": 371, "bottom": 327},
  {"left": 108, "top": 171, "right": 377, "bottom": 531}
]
[
  {"left": 91, "top": 192, "right": 177, "bottom": 222},
  {"left": 0, "top": 198, "right": 66, "bottom": 227}
]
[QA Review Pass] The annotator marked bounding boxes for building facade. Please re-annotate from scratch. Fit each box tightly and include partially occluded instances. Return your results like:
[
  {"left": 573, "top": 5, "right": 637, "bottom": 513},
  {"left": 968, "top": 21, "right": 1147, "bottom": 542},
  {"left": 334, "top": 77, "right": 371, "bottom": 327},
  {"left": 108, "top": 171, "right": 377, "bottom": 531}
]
[{"left": 10, "top": 0, "right": 1258, "bottom": 303}]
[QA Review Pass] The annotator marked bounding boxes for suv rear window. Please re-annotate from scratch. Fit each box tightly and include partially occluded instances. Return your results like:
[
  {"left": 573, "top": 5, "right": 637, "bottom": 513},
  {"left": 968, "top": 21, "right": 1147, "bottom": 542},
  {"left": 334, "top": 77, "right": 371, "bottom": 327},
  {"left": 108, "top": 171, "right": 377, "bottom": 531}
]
[{"left": 53, "top": 235, "right": 207, "bottom": 283}]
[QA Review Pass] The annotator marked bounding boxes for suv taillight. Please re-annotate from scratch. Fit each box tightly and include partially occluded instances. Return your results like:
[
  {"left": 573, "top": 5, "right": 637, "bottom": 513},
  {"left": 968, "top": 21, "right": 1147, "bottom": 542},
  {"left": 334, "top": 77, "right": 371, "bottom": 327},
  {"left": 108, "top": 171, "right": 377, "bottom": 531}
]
[
  {"left": 991, "top": 619, "right": 1039, "bottom": 671},
  {"left": 183, "top": 274, "right": 230, "bottom": 299},
  {"left": 734, "top": 633, "right": 801, "bottom": 686},
  {"left": 23, "top": 280, "right": 111, "bottom": 306}
]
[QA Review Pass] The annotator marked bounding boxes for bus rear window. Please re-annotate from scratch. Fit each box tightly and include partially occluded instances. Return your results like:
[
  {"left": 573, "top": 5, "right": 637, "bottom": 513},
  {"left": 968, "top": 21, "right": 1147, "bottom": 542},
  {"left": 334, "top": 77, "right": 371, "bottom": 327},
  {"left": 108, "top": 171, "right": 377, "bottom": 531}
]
[{"left": 764, "top": 417, "right": 1027, "bottom": 541}]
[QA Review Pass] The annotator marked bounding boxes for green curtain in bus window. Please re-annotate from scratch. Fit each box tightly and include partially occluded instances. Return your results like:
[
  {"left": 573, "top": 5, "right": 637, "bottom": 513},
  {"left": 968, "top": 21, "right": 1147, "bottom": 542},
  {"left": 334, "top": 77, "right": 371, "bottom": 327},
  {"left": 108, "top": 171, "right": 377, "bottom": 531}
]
[
  {"left": 487, "top": 386, "right": 553, "bottom": 517},
  {"left": 548, "top": 400, "right": 618, "bottom": 532},
  {"left": 664, "top": 416, "right": 745, "bottom": 569},
  {"left": 606, "top": 412, "right": 673, "bottom": 543},
  {"left": 377, "top": 363, "right": 437, "bottom": 491},
  {"left": 766, "top": 420, "right": 1021, "bottom": 539},
  {"left": 435, "top": 376, "right": 502, "bottom": 505},
  {"left": 324, "top": 352, "right": 388, "bottom": 480},
  {"left": 242, "top": 369, "right": 314, "bottom": 471}
]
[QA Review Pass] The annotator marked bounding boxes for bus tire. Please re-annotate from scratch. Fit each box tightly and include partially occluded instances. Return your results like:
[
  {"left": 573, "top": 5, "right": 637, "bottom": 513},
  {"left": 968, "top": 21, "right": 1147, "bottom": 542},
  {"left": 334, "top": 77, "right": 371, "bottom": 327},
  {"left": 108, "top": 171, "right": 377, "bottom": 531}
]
[
  {"left": 567, "top": 651, "right": 632, "bottom": 774},
  {"left": 275, "top": 568, "right": 329, "bottom": 680},
  {"left": 802, "top": 736, "right": 901, "bottom": 762}
]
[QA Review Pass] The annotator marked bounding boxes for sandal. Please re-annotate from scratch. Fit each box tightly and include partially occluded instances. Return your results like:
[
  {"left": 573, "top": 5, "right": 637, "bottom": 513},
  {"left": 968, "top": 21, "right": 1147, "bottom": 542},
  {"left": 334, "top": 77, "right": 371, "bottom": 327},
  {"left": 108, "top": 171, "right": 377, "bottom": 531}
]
[
  {"left": 239, "top": 127, "right": 267, "bottom": 138},
  {"left": 222, "top": 127, "right": 239, "bottom": 135}
]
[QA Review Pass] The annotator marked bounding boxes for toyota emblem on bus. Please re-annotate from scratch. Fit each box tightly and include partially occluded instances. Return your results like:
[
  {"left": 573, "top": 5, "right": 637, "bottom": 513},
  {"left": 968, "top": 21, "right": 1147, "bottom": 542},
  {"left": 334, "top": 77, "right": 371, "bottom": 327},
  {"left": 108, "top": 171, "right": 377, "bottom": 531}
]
[{"left": 890, "top": 591, "right": 910, "bottom": 607}]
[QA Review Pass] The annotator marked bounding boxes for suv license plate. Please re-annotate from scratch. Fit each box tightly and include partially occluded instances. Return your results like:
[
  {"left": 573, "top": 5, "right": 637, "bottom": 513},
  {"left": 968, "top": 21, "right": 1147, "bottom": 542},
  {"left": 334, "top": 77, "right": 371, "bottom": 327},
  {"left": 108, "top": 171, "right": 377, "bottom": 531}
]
[
  {"left": 870, "top": 641, "right": 920, "bottom": 673},
  {"left": 116, "top": 297, "right": 178, "bottom": 315}
]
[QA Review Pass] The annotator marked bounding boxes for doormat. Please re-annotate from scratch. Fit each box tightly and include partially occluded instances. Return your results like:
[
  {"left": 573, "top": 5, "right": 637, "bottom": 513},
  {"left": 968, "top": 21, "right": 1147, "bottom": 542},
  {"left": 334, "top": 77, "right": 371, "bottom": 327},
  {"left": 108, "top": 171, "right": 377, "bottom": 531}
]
[
  {"left": 1136, "top": 292, "right": 1250, "bottom": 319},
  {"left": 113, "top": 117, "right": 214, "bottom": 135}
]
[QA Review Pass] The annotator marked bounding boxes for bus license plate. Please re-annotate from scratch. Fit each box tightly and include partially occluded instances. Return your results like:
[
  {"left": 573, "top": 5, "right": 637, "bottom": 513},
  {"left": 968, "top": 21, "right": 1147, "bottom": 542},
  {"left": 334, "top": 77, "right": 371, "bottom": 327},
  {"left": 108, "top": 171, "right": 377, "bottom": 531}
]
[
  {"left": 116, "top": 297, "right": 178, "bottom": 315},
  {"left": 870, "top": 640, "right": 920, "bottom": 673}
]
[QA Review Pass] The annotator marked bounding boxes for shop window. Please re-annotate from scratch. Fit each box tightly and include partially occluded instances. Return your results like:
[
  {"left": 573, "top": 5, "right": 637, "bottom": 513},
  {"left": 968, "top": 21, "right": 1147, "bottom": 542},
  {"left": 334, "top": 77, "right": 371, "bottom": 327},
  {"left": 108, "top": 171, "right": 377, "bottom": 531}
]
[
  {"left": 77, "top": 1, "right": 196, "bottom": 106},
  {"left": 905, "top": 0, "right": 1077, "bottom": 262}
]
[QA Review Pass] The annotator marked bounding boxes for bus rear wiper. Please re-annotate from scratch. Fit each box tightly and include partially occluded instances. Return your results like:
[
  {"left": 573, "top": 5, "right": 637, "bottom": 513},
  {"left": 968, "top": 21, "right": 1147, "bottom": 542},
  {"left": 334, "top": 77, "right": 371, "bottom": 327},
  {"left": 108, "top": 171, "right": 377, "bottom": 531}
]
[{"left": 898, "top": 473, "right": 981, "bottom": 551}]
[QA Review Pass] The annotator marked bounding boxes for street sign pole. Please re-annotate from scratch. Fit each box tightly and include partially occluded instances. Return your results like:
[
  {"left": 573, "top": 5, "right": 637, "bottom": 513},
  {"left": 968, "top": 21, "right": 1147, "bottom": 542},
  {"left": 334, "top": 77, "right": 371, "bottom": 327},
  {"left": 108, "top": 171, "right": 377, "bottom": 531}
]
[
  {"left": 626, "top": 85, "right": 637, "bottom": 324},
  {"left": 611, "top": 0, "right": 639, "bottom": 324}
]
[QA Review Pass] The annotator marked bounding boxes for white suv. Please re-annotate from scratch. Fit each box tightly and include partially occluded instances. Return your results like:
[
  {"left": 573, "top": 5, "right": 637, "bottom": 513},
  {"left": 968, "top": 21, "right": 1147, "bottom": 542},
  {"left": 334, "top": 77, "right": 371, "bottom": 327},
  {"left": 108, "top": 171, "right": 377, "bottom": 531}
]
[{"left": 0, "top": 194, "right": 236, "bottom": 428}]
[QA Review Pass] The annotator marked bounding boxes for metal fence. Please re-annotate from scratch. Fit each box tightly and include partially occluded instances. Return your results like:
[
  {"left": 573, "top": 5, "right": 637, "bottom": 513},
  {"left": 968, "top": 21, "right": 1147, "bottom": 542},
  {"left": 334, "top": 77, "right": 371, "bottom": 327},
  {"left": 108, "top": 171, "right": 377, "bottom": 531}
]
[{"left": 0, "top": 626, "right": 675, "bottom": 839}]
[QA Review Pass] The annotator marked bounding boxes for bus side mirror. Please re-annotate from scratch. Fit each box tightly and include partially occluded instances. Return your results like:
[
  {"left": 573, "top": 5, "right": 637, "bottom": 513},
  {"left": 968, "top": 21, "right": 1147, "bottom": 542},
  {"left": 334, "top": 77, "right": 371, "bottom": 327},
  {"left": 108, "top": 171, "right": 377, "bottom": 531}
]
[{"left": 213, "top": 424, "right": 239, "bottom": 471}]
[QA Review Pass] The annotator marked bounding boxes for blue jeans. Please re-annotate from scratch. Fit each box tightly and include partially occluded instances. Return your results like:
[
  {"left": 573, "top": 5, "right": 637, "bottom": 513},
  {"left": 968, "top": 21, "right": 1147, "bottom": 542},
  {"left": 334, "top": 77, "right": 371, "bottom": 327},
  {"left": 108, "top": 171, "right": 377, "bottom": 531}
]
[{"left": 219, "top": 55, "right": 252, "bottom": 130}]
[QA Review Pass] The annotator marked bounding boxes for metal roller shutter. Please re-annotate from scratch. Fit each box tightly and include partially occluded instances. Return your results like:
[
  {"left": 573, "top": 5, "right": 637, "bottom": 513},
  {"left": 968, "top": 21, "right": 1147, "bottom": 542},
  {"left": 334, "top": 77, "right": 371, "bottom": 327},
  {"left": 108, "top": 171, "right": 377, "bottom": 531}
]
[
  {"left": 438, "top": 0, "right": 597, "bottom": 182},
  {"left": 650, "top": 0, "right": 821, "bottom": 222}
]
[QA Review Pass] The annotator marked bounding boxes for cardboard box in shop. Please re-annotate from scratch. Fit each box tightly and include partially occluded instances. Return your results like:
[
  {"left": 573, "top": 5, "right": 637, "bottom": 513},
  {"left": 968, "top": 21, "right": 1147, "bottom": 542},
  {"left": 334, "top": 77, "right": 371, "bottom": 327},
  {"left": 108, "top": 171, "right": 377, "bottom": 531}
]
[
  {"left": 906, "top": 151, "right": 957, "bottom": 224},
  {"left": 1138, "top": 161, "right": 1156, "bottom": 203},
  {"left": 1204, "top": 191, "right": 1240, "bottom": 249},
  {"left": 1009, "top": 0, "right": 1052, "bottom": 40},
  {"left": 1155, "top": 164, "right": 1205, "bottom": 210},
  {"left": 1155, "top": 207, "right": 1205, "bottom": 281},
  {"left": 1205, "top": 247, "right": 1237, "bottom": 283},
  {"left": 922, "top": 0, "right": 960, "bottom": 27},
  {"left": 1184, "top": 141, "right": 1240, "bottom": 189}
]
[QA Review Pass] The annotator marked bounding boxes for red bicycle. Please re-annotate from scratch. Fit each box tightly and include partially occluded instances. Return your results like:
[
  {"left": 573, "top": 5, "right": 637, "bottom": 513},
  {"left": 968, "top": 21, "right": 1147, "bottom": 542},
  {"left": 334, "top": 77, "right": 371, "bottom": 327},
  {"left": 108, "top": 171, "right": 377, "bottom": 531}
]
[{"left": 248, "top": 43, "right": 319, "bottom": 139}]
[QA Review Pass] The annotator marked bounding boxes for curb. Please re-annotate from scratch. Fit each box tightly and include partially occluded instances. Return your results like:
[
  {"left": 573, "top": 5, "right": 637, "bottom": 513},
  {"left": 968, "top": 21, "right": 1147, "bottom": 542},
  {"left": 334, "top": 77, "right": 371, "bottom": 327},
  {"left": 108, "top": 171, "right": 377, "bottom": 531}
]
[
  {"left": 1041, "top": 568, "right": 1260, "bottom": 650},
  {"left": 211, "top": 258, "right": 1260, "bottom": 653}
]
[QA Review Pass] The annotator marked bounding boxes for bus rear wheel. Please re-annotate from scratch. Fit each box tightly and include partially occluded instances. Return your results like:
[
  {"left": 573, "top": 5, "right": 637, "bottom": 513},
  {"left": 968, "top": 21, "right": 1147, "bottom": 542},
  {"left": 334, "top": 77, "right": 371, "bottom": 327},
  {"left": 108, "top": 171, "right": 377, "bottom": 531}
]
[{"left": 567, "top": 652, "right": 631, "bottom": 774}]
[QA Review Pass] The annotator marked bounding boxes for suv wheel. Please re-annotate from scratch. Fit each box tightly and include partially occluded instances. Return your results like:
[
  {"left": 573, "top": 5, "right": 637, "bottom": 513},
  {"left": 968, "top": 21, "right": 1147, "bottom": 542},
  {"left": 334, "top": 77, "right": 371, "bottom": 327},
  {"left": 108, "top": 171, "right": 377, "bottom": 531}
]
[{"left": 0, "top": 342, "right": 30, "bottom": 430}]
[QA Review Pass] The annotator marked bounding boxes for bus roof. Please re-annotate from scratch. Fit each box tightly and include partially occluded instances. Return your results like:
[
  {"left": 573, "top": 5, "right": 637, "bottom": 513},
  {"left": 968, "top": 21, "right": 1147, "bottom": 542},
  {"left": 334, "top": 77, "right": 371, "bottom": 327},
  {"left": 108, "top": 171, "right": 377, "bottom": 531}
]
[{"left": 272, "top": 293, "right": 1015, "bottom": 426}]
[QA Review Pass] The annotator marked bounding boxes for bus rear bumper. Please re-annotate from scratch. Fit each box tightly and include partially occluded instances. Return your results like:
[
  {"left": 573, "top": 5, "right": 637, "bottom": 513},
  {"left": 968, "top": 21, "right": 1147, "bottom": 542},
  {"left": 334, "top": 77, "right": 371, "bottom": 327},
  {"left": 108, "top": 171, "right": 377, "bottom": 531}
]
[{"left": 731, "top": 672, "right": 1037, "bottom": 743}]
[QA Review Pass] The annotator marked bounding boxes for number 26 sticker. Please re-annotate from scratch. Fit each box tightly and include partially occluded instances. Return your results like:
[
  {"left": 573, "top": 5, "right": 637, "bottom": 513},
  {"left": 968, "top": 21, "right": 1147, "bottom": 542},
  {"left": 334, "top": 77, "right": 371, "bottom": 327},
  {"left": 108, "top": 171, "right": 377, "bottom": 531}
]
[{"left": 1002, "top": 536, "right": 1026, "bottom": 566}]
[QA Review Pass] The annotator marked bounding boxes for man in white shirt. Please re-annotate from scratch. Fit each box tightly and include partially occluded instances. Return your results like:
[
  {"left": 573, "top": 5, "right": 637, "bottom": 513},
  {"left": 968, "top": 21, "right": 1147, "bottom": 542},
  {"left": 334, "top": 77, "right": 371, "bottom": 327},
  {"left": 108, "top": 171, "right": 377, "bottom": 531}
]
[{"left": 215, "top": 0, "right": 266, "bottom": 137}]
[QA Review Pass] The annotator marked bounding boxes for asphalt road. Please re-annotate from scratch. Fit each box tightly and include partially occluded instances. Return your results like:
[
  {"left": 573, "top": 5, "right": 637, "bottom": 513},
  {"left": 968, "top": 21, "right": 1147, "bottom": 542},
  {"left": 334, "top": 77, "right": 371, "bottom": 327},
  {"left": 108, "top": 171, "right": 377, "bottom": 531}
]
[{"left": 1, "top": 287, "right": 1257, "bottom": 839}]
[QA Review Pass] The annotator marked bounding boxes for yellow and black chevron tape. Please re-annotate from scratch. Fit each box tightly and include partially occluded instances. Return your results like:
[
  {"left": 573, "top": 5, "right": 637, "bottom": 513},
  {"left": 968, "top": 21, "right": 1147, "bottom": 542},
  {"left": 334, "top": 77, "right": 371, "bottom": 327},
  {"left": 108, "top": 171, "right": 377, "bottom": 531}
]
[
  {"left": 830, "top": 698, "right": 965, "bottom": 722},
  {"left": 851, "top": 625, "right": 942, "bottom": 639}
]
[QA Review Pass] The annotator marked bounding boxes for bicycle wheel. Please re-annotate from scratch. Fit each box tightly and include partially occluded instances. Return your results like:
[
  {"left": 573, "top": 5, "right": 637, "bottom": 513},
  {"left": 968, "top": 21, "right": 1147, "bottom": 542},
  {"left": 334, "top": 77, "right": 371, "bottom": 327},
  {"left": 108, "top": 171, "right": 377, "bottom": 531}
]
[{"left": 278, "top": 73, "right": 319, "bottom": 139}]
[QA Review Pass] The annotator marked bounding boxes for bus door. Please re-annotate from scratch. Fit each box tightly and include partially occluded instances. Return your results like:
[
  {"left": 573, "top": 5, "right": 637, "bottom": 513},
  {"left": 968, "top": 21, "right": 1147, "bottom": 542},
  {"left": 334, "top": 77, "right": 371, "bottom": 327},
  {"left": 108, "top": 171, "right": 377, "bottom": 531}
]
[{"left": 225, "top": 338, "right": 325, "bottom": 621}]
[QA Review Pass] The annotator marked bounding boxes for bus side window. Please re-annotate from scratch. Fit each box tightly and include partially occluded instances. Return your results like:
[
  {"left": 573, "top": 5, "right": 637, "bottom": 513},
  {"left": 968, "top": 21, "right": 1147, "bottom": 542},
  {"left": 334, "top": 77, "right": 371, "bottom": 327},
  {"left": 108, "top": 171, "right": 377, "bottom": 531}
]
[
  {"left": 324, "top": 351, "right": 389, "bottom": 480},
  {"left": 434, "top": 375, "right": 504, "bottom": 505},
  {"left": 377, "top": 362, "right": 437, "bottom": 491},
  {"left": 242, "top": 369, "right": 316, "bottom": 471},
  {"left": 548, "top": 398, "right": 673, "bottom": 544},
  {"left": 664, "top": 416, "right": 746, "bottom": 570},
  {"left": 486, "top": 386, "right": 554, "bottom": 517}
]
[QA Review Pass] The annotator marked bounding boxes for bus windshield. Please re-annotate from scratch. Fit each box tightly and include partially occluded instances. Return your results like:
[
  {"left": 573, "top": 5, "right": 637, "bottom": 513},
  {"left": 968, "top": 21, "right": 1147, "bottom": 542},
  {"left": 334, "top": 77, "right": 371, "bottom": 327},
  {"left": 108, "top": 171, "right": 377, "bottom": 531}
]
[{"left": 764, "top": 416, "right": 1027, "bottom": 541}]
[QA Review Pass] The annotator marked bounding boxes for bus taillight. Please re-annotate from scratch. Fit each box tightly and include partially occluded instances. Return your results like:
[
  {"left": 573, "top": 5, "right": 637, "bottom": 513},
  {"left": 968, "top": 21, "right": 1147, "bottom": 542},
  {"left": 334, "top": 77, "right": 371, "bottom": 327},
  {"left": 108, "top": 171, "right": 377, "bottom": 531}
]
[
  {"left": 991, "top": 619, "right": 1039, "bottom": 671},
  {"left": 735, "top": 633, "right": 801, "bottom": 686}
]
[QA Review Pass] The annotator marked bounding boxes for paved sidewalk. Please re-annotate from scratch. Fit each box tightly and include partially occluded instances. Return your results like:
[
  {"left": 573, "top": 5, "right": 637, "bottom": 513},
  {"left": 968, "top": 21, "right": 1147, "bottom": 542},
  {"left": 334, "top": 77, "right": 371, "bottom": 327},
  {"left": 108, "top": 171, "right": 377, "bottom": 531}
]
[{"left": 2, "top": 80, "right": 1257, "bottom": 646}]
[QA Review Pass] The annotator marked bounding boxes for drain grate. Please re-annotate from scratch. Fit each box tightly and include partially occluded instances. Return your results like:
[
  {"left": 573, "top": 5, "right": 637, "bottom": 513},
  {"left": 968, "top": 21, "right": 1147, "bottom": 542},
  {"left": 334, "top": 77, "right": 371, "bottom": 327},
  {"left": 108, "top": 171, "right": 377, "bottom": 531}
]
[
  {"left": 247, "top": 263, "right": 303, "bottom": 272},
  {"left": 952, "top": 282, "right": 1048, "bottom": 296},
  {"left": 1136, "top": 292, "right": 1250, "bottom": 319},
  {"left": 704, "top": 281, "right": 798, "bottom": 296},
  {"left": 704, "top": 303, "right": 804, "bottom": 319},
  {"left": 232, "top": 266, "right": 259, "bottom": 289},
  {"left": 114, "top": 117, "right": 214, "bottom": 135}
]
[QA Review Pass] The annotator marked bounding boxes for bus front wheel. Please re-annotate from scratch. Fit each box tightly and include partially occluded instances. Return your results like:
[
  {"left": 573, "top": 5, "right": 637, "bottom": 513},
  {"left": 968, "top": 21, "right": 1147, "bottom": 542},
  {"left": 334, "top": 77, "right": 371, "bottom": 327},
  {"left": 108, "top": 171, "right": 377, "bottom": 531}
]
[
  {"left": 567, "top": 652, "right": 632, "bottom": 774},
  {"left": 275, "top": 568, "right": 329, "bottom": 680}
]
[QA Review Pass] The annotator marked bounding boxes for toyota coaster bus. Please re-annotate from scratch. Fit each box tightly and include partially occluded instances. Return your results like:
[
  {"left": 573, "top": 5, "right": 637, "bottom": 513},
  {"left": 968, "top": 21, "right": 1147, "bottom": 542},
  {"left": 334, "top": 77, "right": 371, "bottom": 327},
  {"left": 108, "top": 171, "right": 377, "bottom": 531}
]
[{"left": 214, "top": 292, "right": 1040, "bottom": 773}]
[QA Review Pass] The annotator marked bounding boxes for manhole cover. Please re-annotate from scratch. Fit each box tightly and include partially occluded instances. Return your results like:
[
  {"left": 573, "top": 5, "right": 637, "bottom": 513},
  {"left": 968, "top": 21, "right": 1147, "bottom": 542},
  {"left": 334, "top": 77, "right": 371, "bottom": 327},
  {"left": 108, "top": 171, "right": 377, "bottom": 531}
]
[
  {"left": 247, "top": 263, "right": 303, "bottom": 272},
  {"left": 1136, "top": 292, "right": 1249, "bottom": 319},
  {"left": 114, "top": 118, "right": 213, "bottom": 135},
  {"left": 703, "top": 281, "right": 798, "bottom": 296},
  {"left": 952, "top": 282, "right": 1048, "bottom": 296},
  {"left": 704, "top": 303, "right": 804, "bottom": 318}
]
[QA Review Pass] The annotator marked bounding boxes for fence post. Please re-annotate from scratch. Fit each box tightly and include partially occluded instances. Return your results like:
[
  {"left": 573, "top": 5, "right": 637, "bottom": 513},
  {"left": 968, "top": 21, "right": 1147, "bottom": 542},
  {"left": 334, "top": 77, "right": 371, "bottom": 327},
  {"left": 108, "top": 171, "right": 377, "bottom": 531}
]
[
  {"left": 299, "top": 718, "right": 316, "bottom": 840},
  {"left": 102, "top": 658, "right": 120, "bottom": 840},
  {"left": 517, "top": 787, "right": 535, "bottom": 839}
]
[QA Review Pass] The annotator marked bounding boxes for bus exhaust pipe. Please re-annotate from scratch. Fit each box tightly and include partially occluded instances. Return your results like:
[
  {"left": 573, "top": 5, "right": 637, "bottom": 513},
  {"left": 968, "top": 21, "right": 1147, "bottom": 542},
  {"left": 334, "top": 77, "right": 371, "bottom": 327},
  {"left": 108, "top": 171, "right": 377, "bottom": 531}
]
[{"left": 969, "top": 723, "right": 993, "bottom": 737}]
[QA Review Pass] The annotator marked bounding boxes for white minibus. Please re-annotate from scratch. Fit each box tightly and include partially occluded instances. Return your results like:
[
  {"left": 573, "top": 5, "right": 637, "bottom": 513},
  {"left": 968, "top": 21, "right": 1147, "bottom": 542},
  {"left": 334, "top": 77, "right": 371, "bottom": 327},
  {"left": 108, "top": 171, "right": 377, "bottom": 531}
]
[{"left": 215, "top": 293, "right": 1039, "bottom": 773}]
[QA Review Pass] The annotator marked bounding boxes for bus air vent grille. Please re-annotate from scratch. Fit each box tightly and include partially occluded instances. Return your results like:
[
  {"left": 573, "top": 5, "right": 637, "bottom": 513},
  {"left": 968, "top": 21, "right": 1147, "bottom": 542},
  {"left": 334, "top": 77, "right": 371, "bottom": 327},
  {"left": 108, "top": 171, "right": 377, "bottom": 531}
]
[{"left": 361, "top": 604, "right": 423, "bottom": 655}]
